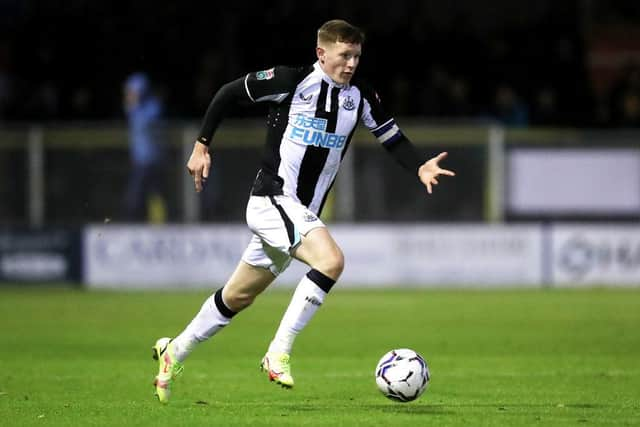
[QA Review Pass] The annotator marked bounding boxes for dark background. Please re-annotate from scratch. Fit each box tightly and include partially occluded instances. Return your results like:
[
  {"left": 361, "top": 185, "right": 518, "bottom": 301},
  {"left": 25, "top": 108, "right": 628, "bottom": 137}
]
[{"left": 1, "top": 0, "right": 640, "bottom": 127}]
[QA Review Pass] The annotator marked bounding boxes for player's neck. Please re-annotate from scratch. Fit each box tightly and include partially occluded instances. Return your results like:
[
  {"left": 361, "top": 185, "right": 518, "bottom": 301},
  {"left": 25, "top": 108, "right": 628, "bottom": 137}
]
[{"left": 314, "top": 61, "right": 348, "bottom": 88}]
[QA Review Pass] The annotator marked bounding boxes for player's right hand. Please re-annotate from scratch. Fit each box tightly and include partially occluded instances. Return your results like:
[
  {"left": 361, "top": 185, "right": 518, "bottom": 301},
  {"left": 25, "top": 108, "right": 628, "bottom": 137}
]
[{"left": 187, "top": 141, "right": 211, "bottom": 192}]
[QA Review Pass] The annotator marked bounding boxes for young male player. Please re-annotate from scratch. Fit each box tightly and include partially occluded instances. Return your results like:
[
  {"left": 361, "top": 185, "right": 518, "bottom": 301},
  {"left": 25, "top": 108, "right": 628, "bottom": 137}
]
[{"left": 152, "top": 19, "right": 454, "bottom": 403}]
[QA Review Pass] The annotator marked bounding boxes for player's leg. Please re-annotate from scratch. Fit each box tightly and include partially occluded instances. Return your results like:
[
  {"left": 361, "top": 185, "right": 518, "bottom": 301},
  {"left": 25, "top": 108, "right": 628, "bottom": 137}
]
[
  {"left": 241, "top": 194, "right": 343, "bottom": 388},
  {"left": 123, "top": 165, "right": 146, "bottom": 220},
  {"left": 153, "top": 251, "right": 275, "bottom": 403},
  {"left": 265, "top": 226, "right": 343, "bottom": 357},
  {"left": 171, "top": 260, "right": 276, "bottom": 360},
  {"left": 262, "top": 227, "right": 343, "bottom": 388},
  {"left": 291, "top": 226, "right": 344, "bottom": 280}
]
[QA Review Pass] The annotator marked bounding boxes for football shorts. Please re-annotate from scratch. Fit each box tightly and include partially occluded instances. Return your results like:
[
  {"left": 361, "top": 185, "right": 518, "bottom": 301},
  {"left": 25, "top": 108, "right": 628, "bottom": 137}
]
[{"left": 241, "top": 195, "right": 325, "bottom": 275}]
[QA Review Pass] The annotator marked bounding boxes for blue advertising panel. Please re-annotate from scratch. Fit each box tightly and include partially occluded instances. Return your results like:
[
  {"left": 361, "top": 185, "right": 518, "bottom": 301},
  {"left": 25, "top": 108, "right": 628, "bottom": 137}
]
[{"left": 0, "top": 228, "right": 81, "bottom": 284}]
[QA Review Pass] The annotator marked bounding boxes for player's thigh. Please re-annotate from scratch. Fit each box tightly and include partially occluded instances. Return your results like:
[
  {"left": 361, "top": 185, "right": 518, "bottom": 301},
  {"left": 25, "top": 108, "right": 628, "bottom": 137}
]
[
  {"left": 292, "top": 227, "right": 344, "bottom": 279},
  {"left": 246, "top": 195, "right": 302, "bottom": 253},
  {"left": 222, "top": 260, "right": 276, "bottom": 309}
]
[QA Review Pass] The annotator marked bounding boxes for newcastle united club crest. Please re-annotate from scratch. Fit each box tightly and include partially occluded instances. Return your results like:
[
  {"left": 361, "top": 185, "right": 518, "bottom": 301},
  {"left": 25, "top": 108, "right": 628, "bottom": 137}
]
[{"left": 342, "top": 96, "right": 355, "bottom": 111}]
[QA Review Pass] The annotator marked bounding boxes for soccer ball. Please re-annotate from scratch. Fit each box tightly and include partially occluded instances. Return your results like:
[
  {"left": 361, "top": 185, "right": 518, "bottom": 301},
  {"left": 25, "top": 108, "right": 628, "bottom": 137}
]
[{"left": 375, "top": 348, "right": 430, "bottom": 402}]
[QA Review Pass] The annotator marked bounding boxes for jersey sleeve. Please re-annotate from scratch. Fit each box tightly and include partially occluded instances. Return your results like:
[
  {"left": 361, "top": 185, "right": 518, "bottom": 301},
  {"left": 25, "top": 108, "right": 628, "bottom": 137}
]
[
  {"left": 244, "top": 66, "right": 300, "bottom": 103},
  {"left": 359, "top": 82, "right": 425, "bottom": 173},
  {"left": 197, "top": 66, "right": 301, "bottom": 145},
  {"left": 359, "top": 83, "right": 404, "bottom": 147}
]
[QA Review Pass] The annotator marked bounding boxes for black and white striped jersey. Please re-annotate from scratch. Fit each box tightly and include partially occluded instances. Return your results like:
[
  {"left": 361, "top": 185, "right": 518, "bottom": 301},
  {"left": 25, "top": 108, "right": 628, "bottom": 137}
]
[{"left": 242, "top": 62, "right": 410, "bottom": 215}]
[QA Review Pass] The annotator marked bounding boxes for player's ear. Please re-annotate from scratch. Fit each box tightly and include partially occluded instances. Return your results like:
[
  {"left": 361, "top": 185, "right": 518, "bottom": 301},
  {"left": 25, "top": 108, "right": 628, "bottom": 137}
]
[{"left": 316, "top": 46, "right": 325, "bottom": 64}]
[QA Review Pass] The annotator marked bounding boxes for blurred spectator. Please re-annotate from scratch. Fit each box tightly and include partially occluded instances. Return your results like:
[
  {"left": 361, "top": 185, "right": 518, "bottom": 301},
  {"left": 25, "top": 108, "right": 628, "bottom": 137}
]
[
  {"left": 0, "top": 71, "right": 12, "bottom": 119},
  {"left": 492, "top": 84, "right": 529, "bottom": 127},
  {"left": 608, "top": 61, "right": 640, "bottom": 127},
  {"left": 0, "top": 1, "right": 616, "bottom": 127},
  {"left": 122, "top": 72, "right": 167, "bottom": 222},
  {"left": 193, "top": 50, "right": 227, "bottom": 113},
  {"left": 389, "top": 72, "right": 411, "bottom": 116},
  {"left": 618, "top": 92, "right": 640, "bottom": 126},
  {"left": 0, "top": 41, "right": 14, "bottom": 119},
  {"left": 418, "top": 65, "right": 451, "bottom": 116},
  {"left": 531, "top": 87, "right": 559, "bottom": 126},
  {"left": 447, "top": 77, "right": 473, "bottom": 117},
  {"left": 70, "top": 87, "right": 93, "bottom": 119},
  {"left": 25, "top": 81, "right": 60, "bottom": 119}
]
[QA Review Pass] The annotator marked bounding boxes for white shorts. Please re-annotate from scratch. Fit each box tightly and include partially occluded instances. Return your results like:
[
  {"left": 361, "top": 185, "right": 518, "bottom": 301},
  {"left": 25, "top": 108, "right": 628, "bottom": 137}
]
[{"left": 241, "top": 195, "right": 325, "bottom": 276}]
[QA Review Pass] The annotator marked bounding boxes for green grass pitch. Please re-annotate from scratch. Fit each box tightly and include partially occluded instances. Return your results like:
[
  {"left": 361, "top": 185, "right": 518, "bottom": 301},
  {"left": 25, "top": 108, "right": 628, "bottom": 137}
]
[{"left": 1, "top": 286, "right": 639, "bottom": 426}]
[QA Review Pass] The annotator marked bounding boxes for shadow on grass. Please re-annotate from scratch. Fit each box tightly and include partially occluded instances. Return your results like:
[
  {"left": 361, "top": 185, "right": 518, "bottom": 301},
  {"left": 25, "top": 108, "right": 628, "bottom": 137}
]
[
  {"left": 191, "top": 400, "right": 607, "bottom": 416},
  {"left": 440, "top": 403, "right": 607, "bottom": 409},
  {"left": 360, "top": 402, "right": 607, "bottom": 414},
  {"left": 363, "top": 404, "right": 454, "bottom": 415},
  {"left": 226, "top": 402, "right": 451, "bottom": 415}
]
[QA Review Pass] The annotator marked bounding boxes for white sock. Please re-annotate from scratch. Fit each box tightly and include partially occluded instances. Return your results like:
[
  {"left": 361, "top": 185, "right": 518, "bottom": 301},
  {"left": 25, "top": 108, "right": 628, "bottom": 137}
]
[
  {"left": 268, "top": 270, "right": 334, "bottom": 355},
  {"left": 171, "top": 289, "right": 235, "bottom": 362}
]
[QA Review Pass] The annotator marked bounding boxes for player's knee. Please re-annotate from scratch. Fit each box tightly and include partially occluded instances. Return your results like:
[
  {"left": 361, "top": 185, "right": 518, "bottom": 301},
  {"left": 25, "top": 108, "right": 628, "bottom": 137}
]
[{"left": 321, "top": 247, "right": 345, "bottom": 280}]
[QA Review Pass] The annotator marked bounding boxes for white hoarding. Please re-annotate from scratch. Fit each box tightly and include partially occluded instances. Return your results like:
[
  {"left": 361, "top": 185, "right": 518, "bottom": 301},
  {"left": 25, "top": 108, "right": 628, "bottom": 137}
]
[
  {"left": 508, "top": 148, "right": 640, "bottom": 214},
  {"left": 551, "top": 225, "right": 640, "bottom": 286},
  {"left": 326, "top": 224, "right": 543, "bottom": 287},
  {"left": 85, "top": 224, "right": 543, "bottom": 288},
  {"left": 85, "top": 225, "right": 252, "bottom": 288}
]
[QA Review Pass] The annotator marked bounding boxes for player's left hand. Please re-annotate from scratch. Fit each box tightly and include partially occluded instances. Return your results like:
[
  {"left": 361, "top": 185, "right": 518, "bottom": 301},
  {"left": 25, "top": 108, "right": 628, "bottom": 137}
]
[{"left": 418, "top": 152, "right": 455, "bottom": 194}]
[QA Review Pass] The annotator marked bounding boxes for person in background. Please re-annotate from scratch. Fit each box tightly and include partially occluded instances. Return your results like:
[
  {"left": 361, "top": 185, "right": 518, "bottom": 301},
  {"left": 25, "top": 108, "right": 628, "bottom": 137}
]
[
  {"left": 608, "top": 61, "right": 640, "bottom": 127},
  {"left": 122, "top": 72, "right": 166, "bottom": 222},
  {"left": 493, "top": 84, "right": 529, "bottom": 127}
]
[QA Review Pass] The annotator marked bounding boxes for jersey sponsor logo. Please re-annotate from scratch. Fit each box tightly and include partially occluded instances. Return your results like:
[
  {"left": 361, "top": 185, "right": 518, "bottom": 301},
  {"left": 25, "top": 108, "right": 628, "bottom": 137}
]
[
  {"left": 289, "top": 114, "right": 346, "bottom": 149},
  {"left": 342, "top": 96, "right": 355, "bottom": 110},
  {"left": 293, "top": 114, "right": 327, "bottom": 130},
  {"left": 255, "top": 68, "right": 275, "bottom": 80}
]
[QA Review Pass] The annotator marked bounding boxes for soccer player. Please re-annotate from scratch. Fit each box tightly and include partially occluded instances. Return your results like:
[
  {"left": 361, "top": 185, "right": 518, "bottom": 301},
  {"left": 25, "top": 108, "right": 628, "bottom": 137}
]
[{"left": 152, "top": 19, "right": 455, "bottom": 403}]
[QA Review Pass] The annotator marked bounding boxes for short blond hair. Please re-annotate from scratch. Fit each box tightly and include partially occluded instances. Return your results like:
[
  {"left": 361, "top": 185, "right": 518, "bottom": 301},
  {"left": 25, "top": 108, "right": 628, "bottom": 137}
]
[{"left": 317, "top": 19, "right": 365, "bottom": 46}]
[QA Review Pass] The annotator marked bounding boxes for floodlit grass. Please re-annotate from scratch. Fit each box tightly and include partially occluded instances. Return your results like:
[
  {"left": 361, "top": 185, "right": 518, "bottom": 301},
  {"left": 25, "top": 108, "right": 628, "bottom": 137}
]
[{"left": 1, "top": 286, "right": 639, "bottom": 426}]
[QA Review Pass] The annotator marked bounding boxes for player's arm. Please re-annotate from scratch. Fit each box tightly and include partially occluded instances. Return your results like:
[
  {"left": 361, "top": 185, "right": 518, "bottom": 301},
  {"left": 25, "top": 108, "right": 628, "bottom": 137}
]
[
  {"left": 186, "top": 76, "right": 247, "bottom": 192},
  {"left": 360, "top": 86, "right": 455, "bottom": 194},
  {"left": 187, "top": 66, "right": 297, "bottom": 192}
]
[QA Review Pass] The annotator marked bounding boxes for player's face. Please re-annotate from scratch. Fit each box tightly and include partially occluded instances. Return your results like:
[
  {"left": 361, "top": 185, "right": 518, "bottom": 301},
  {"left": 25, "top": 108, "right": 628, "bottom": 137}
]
[{"left": 317, "top": 41, "right": 361, "bottom": 85}]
